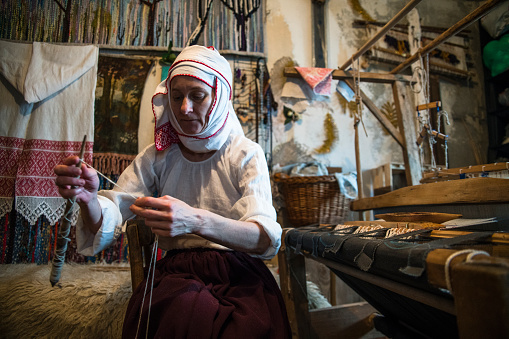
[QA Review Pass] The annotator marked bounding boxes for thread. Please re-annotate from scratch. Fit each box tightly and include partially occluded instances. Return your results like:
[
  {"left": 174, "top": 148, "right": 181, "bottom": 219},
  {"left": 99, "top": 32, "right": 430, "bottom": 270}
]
[
  {"left": 80, "top": 159, "right": 138, "bottom": 200},
  {"left": 81, "top": 159, "right": 159, "bottom": 337},
  {"left": 135, "top": 234, "right": 159, "bottom": 339},
  {"left": 444, "top": 249, "right": 489, "bottom": 294}
]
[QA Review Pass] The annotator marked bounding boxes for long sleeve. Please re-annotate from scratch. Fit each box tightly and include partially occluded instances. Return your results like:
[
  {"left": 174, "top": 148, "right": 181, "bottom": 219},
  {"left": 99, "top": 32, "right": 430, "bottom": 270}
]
[
  {"left": 75, "top": 145, "right": 160, "bottom": 256},
  {"left": 229, "top": 137, "right": 282, "bottom": 259}
]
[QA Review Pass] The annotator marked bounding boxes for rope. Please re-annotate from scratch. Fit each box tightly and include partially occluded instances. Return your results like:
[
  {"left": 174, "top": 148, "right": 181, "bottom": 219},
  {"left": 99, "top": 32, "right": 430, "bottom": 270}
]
[
  {"left": 444, "top": 249, "right": 489, "bottom": 294},
  {"left": 353, "top": 57, "right": 368, "bottom": 137}
]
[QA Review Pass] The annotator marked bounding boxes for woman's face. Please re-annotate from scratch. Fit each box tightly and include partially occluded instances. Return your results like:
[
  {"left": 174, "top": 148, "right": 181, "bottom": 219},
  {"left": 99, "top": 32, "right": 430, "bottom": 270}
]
[{"left": 170, "top": 75, "right": 214, "bottom": 135}]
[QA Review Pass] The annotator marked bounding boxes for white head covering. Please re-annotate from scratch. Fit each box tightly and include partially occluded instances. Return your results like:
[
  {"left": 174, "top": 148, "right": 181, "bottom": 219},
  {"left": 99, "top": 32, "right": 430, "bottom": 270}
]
[{"left": 152, "top": 45, "right": 243, "bottom": 152}]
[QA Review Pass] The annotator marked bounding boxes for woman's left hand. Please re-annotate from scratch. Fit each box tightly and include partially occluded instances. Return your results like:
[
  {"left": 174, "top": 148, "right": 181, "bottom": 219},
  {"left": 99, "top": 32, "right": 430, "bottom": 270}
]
[{"left": 129, "top": 195, "right": 201, "bottom": 237}]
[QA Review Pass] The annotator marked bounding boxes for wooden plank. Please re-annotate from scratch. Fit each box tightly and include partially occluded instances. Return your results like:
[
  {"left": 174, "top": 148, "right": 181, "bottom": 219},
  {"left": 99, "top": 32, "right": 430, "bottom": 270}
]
[
  {"left": 371, "top": 163, "right": 392, "bottom": 194},
  {"left": 416, "top": 101, "right": 441, "bottom": 111},
  {"left": 339, "top": 0, "right": 422, "bottom": 70},
  {"left": 425, "top": 248, "right": 509, "bottom": 337},
  {"left": 311, "top": 255, "right": 456, "bottom": 315},
  {"left": 426, "top": 249, "right": 485, "bottom": 289},
  {"left": 422, "top": 162, "right": 509, "bottom": 179},
  {"left": 390, "top": 0, "right": 504, "bottom": 74},
  {"left": 428, "top": 230, "right": 509, "bottom": 244},
  {"left": 371, "top": 46, "right": 471, "bottom": 79},
  {"left": 343, "top": 78, "right": 405, "bottom": 147},
  {"left": 284, "top": 67, "right": 412, "bottom": 83},
  {"left": 392, "top": 81, "right": 417, "bottom": 186},
  {"left": 312, "top": 0, "right": 326, "bottom": 68},
  {"left": 126, "top": 223, "right": 145, "bottom": 292},
  {"left": 452, "top": 258, "right": 509, "bottom": 338},
  {"left": 352, "top": 19, "right": 472, "bottom": 39},
  {"left": 351, "top": 177, "right": 509, "bottom": 211},
  {"left": 309, "top": 302, "right": 380, "bottom": 339}
]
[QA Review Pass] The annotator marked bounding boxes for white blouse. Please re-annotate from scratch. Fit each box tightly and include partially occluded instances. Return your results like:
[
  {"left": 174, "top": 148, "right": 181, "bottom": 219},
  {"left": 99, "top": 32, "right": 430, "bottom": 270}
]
[{"left": 76, "top": 134, "right": 281, "bottom": 260}]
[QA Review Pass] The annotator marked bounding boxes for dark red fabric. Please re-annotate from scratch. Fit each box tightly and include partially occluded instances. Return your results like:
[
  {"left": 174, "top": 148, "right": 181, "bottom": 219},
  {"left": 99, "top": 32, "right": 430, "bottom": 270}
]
[{"left": 122, "top": 249, "right": 292, "bottom": 339}]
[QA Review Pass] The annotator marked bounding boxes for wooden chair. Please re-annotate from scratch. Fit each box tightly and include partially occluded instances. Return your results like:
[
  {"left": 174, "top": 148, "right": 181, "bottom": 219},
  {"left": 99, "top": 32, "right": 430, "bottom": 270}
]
[{"left": 126, "top": 219, "right": 155, "bottom": 291}]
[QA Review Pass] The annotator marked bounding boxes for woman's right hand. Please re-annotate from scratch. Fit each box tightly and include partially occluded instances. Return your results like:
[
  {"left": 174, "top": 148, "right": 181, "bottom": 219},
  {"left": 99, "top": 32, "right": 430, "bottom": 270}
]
[{"left": 54, "top": 156, "right": 100, "bottom": 205}]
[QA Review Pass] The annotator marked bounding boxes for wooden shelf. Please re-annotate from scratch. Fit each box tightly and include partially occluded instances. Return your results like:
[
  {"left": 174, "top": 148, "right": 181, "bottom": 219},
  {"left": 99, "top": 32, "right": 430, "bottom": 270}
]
[{"left": 351, "top": 177, "right": 509, "bottom": 211}]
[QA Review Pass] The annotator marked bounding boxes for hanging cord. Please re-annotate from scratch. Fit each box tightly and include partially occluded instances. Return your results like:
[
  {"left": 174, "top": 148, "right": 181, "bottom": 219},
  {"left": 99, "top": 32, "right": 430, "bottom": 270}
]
[
  {"left": 353, "top": 57, "right": 368, "bottom": 137},
  {"left": 416, "top": 53, "right": 427, "bottom": 172},
  {"left": 437, "top": 107, "right": 451, "bottom": 167},
  {"left": 424, "top": 54, "right": 437, "bottom": 170},
  {"left": 444, "top": 249, "right": 489, "bottom": 294}
]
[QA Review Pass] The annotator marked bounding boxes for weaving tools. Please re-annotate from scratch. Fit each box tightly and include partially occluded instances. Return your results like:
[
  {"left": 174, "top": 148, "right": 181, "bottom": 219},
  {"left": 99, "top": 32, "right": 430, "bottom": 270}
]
[{"left": 50, "top": 135, "right": 87, "bottom": 287}]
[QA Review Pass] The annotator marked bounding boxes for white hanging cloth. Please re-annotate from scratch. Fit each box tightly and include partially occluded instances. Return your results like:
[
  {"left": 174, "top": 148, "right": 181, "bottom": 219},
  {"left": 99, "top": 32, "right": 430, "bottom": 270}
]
[{"left": 0, "top": 41, "right": 98, "bottom": 225}]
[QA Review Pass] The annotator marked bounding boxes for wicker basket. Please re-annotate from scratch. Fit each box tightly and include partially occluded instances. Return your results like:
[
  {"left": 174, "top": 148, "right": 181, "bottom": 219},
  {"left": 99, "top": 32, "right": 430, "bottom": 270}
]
[{"left": 273, "top": 173, "right": 350, "bottom": 227}]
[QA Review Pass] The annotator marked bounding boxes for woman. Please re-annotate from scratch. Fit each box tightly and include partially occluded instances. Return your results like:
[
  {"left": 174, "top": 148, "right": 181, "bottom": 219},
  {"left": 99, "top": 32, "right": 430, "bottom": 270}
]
[{"left": 54, "top": 45, "right": 291, "bottom": 338}]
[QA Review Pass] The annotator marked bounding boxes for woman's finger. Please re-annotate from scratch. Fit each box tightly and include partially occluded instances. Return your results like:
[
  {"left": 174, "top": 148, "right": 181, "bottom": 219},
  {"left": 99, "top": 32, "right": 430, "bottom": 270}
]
[
  {"left": 130, "top": 204, "right": 170, "bottom": 220},
  {"left": 133, "top": 196, "right": 177, "bottom": 210}
]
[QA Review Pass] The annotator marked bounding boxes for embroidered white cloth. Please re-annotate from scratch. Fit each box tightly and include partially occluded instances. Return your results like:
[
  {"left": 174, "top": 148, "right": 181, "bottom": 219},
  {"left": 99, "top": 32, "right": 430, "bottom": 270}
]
[{"left": 0, "top": 41, "right": 97, "bottom": 225}]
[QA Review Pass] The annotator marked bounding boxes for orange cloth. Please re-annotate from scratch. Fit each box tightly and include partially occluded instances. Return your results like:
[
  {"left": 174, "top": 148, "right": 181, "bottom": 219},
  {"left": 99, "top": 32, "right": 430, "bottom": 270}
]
[{"left": 295, "top": 66, "right": 334, "bottom": 96}]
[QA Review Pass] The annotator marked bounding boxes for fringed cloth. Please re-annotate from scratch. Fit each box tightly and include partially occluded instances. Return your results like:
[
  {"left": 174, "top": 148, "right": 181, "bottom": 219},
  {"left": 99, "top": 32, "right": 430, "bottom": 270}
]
[
  {"left": 92, "top": 153, "right": 137, "bottom": 177},
  {"left": 123, "top": 249, "right": 292, "bottom": 339}
]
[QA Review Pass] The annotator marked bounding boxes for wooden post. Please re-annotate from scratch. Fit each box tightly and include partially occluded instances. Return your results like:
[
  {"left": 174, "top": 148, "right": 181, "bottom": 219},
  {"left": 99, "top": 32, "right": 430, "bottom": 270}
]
[
  {"left": 126, "top": 222, "right": 145, "bottom": 292},
  {"left": 278, "top": 229, "right": 314, "bottom": 338},
  {"left": 392, "top": 81, "right": 421, "bottom": 186},
  {"left": 312, "top": 0, "right": 327, "bottom": 68}
]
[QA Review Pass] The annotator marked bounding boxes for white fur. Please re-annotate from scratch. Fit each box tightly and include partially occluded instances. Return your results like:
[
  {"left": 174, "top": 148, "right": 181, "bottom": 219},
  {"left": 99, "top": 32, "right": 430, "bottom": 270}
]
[{"left": 0, "top": 263, "right": 131, "bottom": 339}]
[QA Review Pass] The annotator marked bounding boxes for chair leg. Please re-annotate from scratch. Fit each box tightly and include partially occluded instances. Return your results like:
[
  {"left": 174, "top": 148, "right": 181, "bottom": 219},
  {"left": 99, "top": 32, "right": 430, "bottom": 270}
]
[{"left": 127, "top": 223, "right": 145, "bottom": 292}]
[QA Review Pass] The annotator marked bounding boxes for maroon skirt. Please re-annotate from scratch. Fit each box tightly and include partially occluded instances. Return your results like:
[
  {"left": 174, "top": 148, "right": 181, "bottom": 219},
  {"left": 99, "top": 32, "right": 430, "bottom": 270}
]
[{"left": 122, "top": 248, "right": 292, "bottom": 339}]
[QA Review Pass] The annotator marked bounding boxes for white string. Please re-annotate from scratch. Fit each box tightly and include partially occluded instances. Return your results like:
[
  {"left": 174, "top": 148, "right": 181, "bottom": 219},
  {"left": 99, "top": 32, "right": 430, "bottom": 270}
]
[
  {"left": 145, "top": 235, "right": 158, "bottom": 338},
  {"left": 80, "top": 159, "right": 138, "bottom": 200},
  {"left": 444, "top": 249, "right": 489, "bottom": 294},
  {"left": 135, "top": 234, "right": 159, "bottom": 339},
  {"left": 410, "top": 66, "right": 423, "bottom": 93},
  {"left": 79, "top": 159, "right": 157, "bottom": 336},
  {"left": 80, "top": 159, "right": 159, "bottom": 337}
]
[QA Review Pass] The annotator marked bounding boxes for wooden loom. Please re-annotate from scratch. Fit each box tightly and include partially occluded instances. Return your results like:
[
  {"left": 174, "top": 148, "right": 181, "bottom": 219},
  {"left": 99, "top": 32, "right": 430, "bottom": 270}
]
[
  {"left": 280, "top": 223, "right": 509, "bottom": 338},
  {"left": 279, "top": 0, "right": 506, "bottom": 338},
  {"left": 284, "top": 0, "right": 504, "bottom": 204}
]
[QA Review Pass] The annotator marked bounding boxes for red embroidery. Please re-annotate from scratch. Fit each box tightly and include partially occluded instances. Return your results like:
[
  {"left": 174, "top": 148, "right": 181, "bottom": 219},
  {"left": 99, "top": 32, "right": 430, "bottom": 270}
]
[{"left": 0, "top": 136, "right": 93, "bottom": 198}]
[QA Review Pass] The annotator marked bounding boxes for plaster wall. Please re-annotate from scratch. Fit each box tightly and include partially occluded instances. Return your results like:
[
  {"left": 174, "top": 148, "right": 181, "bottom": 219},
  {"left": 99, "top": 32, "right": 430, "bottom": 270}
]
[{"left": 265, "top": 0, "right": 488, "bottom": 182}]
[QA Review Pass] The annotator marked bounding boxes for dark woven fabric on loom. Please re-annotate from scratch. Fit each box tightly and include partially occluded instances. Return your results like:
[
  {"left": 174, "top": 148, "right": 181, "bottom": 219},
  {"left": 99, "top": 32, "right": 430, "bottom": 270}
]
[{"left": 284, "top": 226, "right": 498, "bottom": 339}]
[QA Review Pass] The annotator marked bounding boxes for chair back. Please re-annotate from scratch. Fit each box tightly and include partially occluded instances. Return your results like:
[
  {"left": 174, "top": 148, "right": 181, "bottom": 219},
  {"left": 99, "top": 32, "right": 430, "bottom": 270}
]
[{"left": 126, "top": 219, "right": 155, "bottom": 291}]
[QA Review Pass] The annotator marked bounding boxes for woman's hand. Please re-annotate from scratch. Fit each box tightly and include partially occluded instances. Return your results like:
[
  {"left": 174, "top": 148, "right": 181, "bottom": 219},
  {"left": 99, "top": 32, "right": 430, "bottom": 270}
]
[
  {"left": 130, "top": 196, "right": 271, "bottom": 255},
  {"left": 54, "top": 156, "right": 100, "bottom": 204},
  {"left": 130, "top": 195, "right": 201, "bottom": 237}
]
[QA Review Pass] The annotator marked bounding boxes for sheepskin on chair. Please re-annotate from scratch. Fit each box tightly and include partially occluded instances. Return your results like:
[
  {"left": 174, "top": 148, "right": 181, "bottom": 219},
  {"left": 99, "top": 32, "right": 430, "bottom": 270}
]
[{"left": 0, "top": 263, "right": 132, "bottom": 339}]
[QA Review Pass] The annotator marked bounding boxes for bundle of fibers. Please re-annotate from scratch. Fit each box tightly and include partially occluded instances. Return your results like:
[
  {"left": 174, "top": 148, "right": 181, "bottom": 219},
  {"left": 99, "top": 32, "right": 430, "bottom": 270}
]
[{"left": 0, "top": 263, "right": 132, "bottom": 339}]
